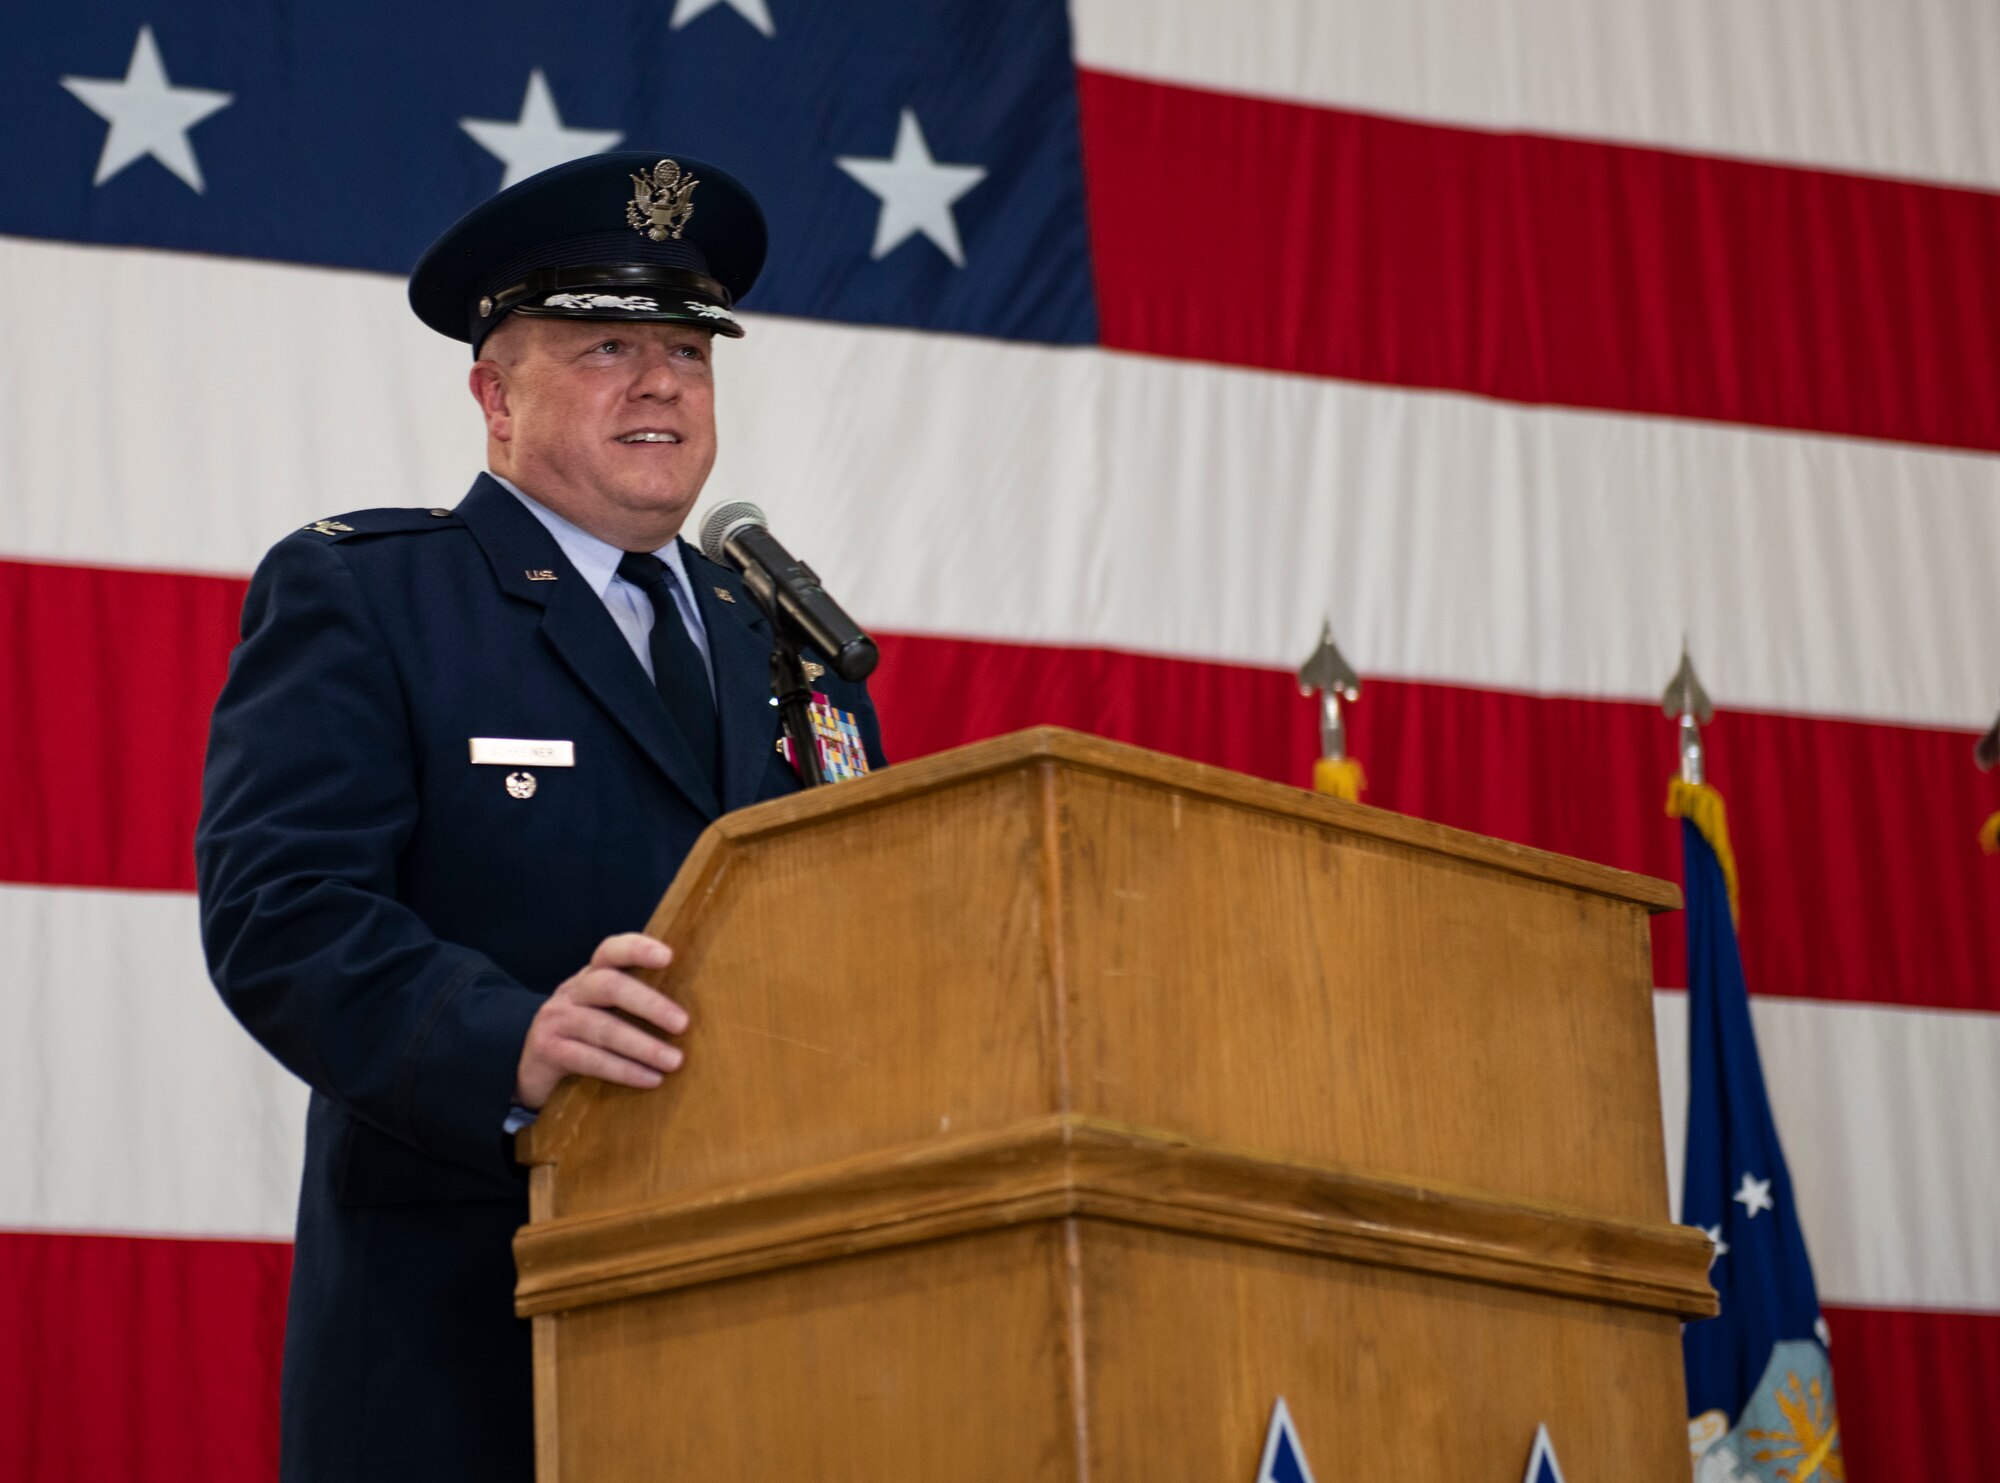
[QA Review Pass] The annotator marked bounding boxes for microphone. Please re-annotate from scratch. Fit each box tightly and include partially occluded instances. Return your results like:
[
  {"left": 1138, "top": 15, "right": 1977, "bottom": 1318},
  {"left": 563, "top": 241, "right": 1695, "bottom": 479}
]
[{"left": 699, "top": 502, "right": 879, "bottom": 682}]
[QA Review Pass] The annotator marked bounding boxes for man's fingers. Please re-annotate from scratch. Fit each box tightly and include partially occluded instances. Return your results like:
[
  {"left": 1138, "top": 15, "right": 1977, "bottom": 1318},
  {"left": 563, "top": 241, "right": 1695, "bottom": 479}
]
[
  {"left": 520, "top": 936, "right": 688, "bottom": 1105},
  {"left": 590, "top": 932, "right": 673, "bottom": 972},
  {"left": 576, "top": 967, "right": 690, "bottom": 1034},
  {"left": 548, "top": 1037, "right": 665, "bottom": 1090},
  {"left": 556, "top": 1007, "right": 684, "bottom": 1073}
]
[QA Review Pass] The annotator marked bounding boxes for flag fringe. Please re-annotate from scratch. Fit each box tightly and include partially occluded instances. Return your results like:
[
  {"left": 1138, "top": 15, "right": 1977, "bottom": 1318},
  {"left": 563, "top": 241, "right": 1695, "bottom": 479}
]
[
  {"left": 1980, "top": 810, "right": 2000, "bottom": 855},
  {"left": 1313, "top": 757, "right": 1366, "bottom": 802},
  {"left": 1666, "top": 778, "right": 1741, "bottom": 923}
]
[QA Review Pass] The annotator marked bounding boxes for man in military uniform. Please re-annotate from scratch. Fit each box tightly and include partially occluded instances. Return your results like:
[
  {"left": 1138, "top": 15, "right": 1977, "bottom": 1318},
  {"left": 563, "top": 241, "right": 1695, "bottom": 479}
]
[{"left": 196, "top": 152, "right": 885, "bottom": 1482}]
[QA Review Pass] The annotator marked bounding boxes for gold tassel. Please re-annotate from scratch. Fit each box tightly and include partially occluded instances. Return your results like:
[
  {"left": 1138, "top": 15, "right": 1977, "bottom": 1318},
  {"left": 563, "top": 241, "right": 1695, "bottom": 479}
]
[
  {"left": 1313, "top": 757, "right": 1366, "bottom": 802},
  {"left": 1980, "top": 811, "right": 2000, "bottom": 855},
  {"left": 1666, "top": 778, "right": 1741, "bottom": 925}
]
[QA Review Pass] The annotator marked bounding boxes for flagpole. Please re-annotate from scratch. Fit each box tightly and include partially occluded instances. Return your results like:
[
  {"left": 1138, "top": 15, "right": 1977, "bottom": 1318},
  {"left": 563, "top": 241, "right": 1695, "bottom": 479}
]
[
  {"left": 1296, "top": 619, "right": 1365, "bottom": 802},
  {"left": 1665, "top": 646, "right": 1844, "bottom": 1481},
  {"left": 1662, "top": 645, "right": 1739, "bottom": 923},
  {"left": 1976, "top": 703, "right": 1999, "bottom": 853}
]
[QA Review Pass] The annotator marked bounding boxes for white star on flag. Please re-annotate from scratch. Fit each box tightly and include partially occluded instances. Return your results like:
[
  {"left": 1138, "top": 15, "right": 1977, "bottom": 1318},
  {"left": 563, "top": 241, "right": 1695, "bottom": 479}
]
[
  {"left": 670, "top": 0, "right": 775, "bottom": 37},
  {"left": 61, "top": 26, "right": 233, "bottom": 193},
  {"left": 1732, "top": 1172, "right": 1775, "bottom": 1218},
  {"left": 1701, "top": 1223, "right": 1731, "bottom": 1261},
  {"left": 836, "top": 109, "right": 987, "bottom": 268},
  {"left": 460, "top": 70, "right": 623, "bottom": 191}
]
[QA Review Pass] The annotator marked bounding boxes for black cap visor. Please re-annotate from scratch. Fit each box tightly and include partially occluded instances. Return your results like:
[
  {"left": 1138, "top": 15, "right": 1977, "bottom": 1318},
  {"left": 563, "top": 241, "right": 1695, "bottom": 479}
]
[{"left": 478, "top": 265, "right": 743, "bottom": 349}]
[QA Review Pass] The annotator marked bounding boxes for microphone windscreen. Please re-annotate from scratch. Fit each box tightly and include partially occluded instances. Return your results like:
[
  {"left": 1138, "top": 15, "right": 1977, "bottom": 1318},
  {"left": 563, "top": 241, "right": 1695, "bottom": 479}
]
[{"left": 699, "top": 501, "right": 767, "bottom": 565}]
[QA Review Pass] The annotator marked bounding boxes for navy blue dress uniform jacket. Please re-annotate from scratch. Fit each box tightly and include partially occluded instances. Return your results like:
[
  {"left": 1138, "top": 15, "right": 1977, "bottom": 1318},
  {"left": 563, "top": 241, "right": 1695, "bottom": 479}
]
[{"left": 195, "top": 473, "right": 886, "bottom": 1483}]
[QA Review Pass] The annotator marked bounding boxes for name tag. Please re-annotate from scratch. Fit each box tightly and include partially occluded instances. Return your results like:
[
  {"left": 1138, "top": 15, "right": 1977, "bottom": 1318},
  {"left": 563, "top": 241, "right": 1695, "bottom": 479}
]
[{"left": 469, "top": 738, "right": 575, "bottom": 767}]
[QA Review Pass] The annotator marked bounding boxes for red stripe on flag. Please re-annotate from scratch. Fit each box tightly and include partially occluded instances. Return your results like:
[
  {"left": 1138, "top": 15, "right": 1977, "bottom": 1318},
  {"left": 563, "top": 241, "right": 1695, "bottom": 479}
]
[
  {"left": 6, "top": 563, "right": 1996, "bottom": 1009},
  {"left": 1824, "top": 1304, "right": 2000, "bottom": 1482},
  {"left": 0, "top": 559, "right": 245, "bottom": 894},
  {"left": 0, "top": 1229, "right": 287, "bottom": 1483},
  {"left": 1077, "top": 68, "right": 2000, "bottom": 454}
]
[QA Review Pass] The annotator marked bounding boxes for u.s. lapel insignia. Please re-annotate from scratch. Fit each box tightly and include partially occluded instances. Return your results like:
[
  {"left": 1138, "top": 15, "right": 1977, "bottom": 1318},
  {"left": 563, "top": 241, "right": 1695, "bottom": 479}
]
[
  {"left": 505, "top": 771, "right": 538, "bottom": 799},
  {"left": 801, "top": 659, "right": 825, "bottom": 682},
  {"left": 626, "top": 159, "right": 698, "bottom": 241},
  {"left": 711, "top": 586, "right": 736, "bottom": 603},
  {"left": 304, "top": 519, "right": 354, "bottom": 536},
  {"left": 524, "top": 569, "right": 558, "bottom": 581}
]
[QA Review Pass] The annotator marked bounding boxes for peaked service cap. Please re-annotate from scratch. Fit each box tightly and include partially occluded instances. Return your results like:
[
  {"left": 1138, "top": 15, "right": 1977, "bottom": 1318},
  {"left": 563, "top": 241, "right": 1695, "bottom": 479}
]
[{"left": 408, "top": 151, "right": 767, "bottom": 354}]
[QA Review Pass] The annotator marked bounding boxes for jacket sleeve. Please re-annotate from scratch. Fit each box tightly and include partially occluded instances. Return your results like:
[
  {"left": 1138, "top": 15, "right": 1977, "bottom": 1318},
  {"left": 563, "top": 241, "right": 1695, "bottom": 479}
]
[{"left": 196, "top": 534, "right": 544, "bottom": 1185}]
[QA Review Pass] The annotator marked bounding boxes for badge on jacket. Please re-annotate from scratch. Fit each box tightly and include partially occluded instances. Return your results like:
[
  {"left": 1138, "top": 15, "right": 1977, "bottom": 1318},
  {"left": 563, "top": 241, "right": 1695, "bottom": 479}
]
[{"left": 468, "top": 738, "right": 575, "bottom": 767}]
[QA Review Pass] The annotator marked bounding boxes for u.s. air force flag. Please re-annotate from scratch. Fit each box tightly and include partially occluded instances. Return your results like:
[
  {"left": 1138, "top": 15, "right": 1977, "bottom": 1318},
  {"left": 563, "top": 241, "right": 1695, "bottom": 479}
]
[{"left": 1674, "top": 794, "right": 1845, "bottom": 1482}]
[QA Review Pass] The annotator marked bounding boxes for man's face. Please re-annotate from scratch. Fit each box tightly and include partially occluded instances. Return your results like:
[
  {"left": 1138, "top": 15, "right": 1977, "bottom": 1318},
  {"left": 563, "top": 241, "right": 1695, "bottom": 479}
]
[{"left": 472, "top": 317, "right": 718, "bottom": 546}]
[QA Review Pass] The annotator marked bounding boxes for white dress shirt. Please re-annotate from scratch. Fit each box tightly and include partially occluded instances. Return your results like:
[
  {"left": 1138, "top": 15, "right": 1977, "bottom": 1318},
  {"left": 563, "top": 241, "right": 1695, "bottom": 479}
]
[{"left": 491, "top": 474, "right": 714, "bottom": 697}]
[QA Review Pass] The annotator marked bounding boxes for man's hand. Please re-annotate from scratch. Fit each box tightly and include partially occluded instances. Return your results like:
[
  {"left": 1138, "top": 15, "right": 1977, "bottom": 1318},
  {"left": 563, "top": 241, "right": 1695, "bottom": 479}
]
[{"left": 514, "top": 933, "right": 689, "bottom": 1110}]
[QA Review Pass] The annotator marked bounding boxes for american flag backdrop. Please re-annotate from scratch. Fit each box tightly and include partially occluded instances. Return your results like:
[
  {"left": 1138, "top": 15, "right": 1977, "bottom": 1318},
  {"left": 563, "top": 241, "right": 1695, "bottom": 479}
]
[{"left": 3, "top": 2, "right": 1999, "bottom": 1478}]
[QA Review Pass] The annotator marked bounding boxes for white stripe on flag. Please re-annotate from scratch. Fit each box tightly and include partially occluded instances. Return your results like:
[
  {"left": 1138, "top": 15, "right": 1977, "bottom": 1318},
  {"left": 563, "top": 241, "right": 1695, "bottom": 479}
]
[
  {"left": 1654, "top": 989, "right": 2000, "bottom": 1311},
  {"left": 0, "top": 884, "right": 305, "bottom": 1241},
  {"left": 5, "top": 236, "right": 1996, "bottom": 730},
  {"left": 3, "top": 880, "right": 1997, "bottom": 1314},
  {"left": 1070, "top": 0, "right": 2000, "bottom": 191}
]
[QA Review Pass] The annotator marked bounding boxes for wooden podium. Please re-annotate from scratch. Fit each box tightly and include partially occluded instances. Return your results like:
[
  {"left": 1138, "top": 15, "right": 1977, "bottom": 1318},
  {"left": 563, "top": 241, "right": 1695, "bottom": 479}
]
[{"left": 515, "top": 728, "right": 1714, "bottom": 1480}]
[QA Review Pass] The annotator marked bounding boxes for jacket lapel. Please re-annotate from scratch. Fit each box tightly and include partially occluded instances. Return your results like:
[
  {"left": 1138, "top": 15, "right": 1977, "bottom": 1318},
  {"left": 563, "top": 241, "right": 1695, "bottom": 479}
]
[
  {"left": 456, "top": 476, "right": 721, "bottom": 819},
  {"left": 684, "top": 544, "right": 784, "bottom": 812}
]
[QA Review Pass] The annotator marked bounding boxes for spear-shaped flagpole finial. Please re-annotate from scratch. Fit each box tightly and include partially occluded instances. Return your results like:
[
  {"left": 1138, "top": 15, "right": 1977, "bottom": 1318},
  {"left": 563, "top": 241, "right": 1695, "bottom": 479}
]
[
  {"left": 1662, "top": 639, "right": 1715, "bottom": 786},
  {"left": 1298, "top": 619, "right": 1366, "bottom": 801},
  {"left": 1297, "top": 619, "right": 1361, "bottom": 763},
  {"left": 1662, "top": 640, "right": 1744, "bottom": 917}
]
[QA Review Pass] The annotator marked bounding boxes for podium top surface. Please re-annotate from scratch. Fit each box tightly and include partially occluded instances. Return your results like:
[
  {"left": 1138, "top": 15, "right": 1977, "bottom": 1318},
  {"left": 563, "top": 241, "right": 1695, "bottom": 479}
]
[{"left": 706, "top": 726, "right": 1680, "bottom": 913}]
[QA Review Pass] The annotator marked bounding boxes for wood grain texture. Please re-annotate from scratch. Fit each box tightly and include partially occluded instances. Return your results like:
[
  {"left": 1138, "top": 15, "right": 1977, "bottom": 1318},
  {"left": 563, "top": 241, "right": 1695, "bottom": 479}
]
[
  {"left": 515, "top": 1116, "right": 1715, "bottom": 1319},
  {"left": 520, "top": 727, "right": 1678, "bottom": 1222},
  {"left": 530, "top": 1314, "right": 559, "bottom": 1483},
  {"left": 543, "top": 1223, "right": 1083, "bottom": 1483},
  {"left": 524, "top": 763, "right": 1055, "bottom": 1220},
  {"left": 515, "top": 727, "right": 1698, "bottom": 1481},
  {"left": 529, "top": 1216, "right": 1693, "bottom": 1482},
  {"left": 1075, "top": 1222, "right": 1692, "bottom": 1482},
  {"left": 1053, "top": 764, "right": 1675, "bottom": 1217}
]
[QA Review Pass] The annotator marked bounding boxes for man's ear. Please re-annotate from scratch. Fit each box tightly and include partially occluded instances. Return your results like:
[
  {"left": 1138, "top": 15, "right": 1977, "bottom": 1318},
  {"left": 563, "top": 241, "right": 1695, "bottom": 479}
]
[{"left": 469, "top": 359, "right": 512, "bottom": 442}]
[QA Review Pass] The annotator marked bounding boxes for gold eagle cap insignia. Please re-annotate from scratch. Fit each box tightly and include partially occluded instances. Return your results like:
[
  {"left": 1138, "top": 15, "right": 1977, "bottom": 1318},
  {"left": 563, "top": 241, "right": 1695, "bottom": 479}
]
[{"left": 626, "top": 159, "right": 699, "bottom": 242}]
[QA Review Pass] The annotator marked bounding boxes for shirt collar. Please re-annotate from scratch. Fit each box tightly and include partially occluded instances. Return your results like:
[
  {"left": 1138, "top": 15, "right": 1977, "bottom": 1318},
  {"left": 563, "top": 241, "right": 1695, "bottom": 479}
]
[{"left": 491, "top": 473, "right": 694, "bottom": 599}]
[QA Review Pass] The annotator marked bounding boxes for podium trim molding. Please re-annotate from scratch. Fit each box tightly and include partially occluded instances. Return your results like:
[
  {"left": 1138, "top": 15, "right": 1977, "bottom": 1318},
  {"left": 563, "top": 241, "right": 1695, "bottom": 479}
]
[{"left": 514, "top": 1114, "right": 1716, "bottom": 1320}]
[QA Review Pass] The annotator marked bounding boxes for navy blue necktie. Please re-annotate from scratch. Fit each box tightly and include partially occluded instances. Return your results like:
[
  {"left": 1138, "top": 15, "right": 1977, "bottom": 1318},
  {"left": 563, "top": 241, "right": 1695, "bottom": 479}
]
[{"left": 615, "top": 552, "right": 720, "bottom": 787}]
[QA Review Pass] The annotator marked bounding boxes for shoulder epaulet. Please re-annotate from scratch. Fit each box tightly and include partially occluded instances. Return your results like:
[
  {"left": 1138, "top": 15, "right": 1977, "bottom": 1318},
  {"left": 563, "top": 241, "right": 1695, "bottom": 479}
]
[{"left": 297, "top": 507, "right": 461, "bottom": 541}]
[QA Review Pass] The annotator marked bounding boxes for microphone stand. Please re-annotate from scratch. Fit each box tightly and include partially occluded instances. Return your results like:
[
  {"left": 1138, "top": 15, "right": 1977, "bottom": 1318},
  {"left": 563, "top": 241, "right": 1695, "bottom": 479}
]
[
  {"left": 738, "top": 562, "right": 826, "bottom": 789},
  {"left": 769, "top": 621, "right": 825, "bottom": 789}
]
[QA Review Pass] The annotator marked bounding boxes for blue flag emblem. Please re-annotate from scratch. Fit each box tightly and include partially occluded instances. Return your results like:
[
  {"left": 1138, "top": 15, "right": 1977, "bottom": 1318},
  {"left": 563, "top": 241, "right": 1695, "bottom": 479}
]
[{"left": 1675, "top": 799, "right": 1846, "bottom": 1481}]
